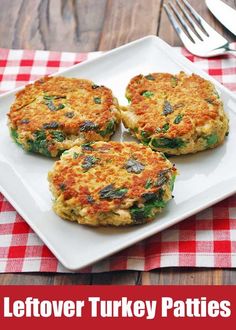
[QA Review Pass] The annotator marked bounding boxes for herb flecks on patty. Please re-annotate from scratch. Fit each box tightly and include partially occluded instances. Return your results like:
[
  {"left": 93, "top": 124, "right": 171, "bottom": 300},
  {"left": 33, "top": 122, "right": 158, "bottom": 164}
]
[
  {"left": 121, "top": 71, "right": 229, "bottom": 155},
  {"left": 48, "top": 141, "right": 177, "bottom": 226},
  {"left": 8, "top": 76, "right": 120, "bottom": 157},
  {"left": 124, "top": 158, "right": 145, "bottom": 174}
]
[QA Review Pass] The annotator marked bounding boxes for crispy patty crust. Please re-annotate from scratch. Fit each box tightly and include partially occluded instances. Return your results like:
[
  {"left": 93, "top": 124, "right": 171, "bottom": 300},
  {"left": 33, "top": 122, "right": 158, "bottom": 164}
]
[
  {"left": 121, "top": 71, "right": 229, "bottom": 155},
  {"left": 48, "top": 141, "right": 177, "bottom": 226},
  {"left": 8, "top": 76, "right": 120, "bottom": 157}
]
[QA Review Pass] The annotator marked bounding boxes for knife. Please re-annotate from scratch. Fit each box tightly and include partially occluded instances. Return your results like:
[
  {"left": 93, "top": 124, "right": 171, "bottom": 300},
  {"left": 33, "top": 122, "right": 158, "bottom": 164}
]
[{"left": 206, "top": 0, "right": 236, "bottom": 36}]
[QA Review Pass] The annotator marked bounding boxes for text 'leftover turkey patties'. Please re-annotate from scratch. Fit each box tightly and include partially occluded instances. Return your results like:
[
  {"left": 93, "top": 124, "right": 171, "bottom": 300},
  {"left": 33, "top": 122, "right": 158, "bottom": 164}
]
[
  {"left": 8, "top": 76, "right": 120, "bottom": 157},
  {"left": 48, "top": 141, "right": 177, "bottom": 226},
  {"left": 121, "top": 71, "right": 229, "bottom": 155}
]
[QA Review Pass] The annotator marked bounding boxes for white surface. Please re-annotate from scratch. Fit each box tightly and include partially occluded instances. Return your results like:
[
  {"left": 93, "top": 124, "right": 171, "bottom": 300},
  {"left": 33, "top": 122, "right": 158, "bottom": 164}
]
[{"left": 0, "top": 36, "right": 236, "bottom": 271}]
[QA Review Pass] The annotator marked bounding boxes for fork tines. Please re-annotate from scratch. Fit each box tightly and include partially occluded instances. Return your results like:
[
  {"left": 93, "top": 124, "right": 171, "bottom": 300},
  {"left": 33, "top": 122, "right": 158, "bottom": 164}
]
[
  {"left": 164, "top": 0, "right": 235, "bottom": 57},
  {"left": 164, "top": 0, "right": 212, "bottom": 43}
]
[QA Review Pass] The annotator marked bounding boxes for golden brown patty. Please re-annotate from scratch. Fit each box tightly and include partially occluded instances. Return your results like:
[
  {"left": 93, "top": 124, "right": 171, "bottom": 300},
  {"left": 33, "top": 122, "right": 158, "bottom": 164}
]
[
  {"left": 8, "top": 76, "right": 120, "bottom": 157},
  {"left": 121, "top": 71, "right": 229, "bottom": 155},
  {"left": 48, "top": 141, "right": 177, "bottom": 226}
]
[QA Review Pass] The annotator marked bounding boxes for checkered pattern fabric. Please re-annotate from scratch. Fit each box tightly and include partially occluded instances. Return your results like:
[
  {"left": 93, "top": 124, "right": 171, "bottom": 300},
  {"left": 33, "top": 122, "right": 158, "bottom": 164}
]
[{"left": 1, "top": 46, "right": 236, "bottom": 273}]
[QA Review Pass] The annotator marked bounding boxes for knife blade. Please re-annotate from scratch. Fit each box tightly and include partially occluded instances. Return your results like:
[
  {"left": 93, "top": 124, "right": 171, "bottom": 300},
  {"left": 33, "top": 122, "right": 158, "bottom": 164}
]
[{"left": 206, "top": 0, "right": 236, "bottom": 36}]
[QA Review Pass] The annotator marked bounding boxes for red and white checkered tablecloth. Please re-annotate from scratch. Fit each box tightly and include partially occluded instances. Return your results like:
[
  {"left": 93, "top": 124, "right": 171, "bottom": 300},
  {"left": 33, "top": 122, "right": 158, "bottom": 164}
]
[{"left": 1, "top": 46, "right": 236, "bottom": 273}]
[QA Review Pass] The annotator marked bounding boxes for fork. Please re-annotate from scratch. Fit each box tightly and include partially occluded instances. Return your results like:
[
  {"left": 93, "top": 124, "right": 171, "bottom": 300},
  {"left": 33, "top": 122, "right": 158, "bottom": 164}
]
[{"left": 164, "top": 0, "right": 236, "bottom": 57}]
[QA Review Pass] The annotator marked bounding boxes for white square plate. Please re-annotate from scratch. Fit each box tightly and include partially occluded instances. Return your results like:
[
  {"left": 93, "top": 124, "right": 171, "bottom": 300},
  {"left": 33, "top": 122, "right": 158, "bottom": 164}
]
[{"left": 1, "top": 36, "right": 236, "bottom": 271}]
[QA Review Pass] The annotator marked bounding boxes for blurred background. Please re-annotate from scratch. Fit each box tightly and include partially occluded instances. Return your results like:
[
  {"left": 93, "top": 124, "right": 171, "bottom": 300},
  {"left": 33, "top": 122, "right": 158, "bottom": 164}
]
[{"left": 0, "top": 0, "right": 235, "bottom": 52}]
